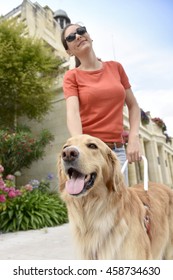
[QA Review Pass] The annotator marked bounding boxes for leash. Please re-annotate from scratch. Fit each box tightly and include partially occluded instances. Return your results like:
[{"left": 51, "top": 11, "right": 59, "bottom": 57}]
[{"left": 121, "top": 155, "right": 149, "bottom": 191}]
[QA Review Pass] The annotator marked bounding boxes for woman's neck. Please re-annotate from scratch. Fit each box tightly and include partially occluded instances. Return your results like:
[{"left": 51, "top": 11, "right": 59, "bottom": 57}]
[{"left": 77, "top": 51, "right": 102, "bottom": 71}]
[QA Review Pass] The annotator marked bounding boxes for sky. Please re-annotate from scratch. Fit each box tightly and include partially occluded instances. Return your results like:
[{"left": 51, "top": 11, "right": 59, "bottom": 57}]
[{"left": 1, "top": 0, "right": 173, "bottom": 136}]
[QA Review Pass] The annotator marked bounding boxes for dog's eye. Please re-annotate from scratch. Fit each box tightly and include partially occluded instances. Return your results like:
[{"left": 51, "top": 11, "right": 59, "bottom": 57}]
[
  {"left": 63, "top": 145, "right": 69, "bottom": 149},
  {"left": 87, "top": 143, "right": 98, "bottom": 149}
]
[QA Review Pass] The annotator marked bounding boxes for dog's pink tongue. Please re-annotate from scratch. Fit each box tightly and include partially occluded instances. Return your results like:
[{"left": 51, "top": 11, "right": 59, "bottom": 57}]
[{"left": 65, "top": 175, "right": 85, "bottom": 195}]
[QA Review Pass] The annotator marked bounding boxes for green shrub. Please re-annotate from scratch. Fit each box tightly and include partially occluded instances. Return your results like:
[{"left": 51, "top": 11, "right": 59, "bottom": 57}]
[{"left": 0, "top": 189, "right": 68, "bottom": 233}]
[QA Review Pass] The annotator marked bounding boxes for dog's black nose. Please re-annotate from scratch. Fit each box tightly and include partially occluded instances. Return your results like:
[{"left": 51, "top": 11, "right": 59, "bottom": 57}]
[{"left": 62, "top": 147, "right": 79, "bottom": 162}]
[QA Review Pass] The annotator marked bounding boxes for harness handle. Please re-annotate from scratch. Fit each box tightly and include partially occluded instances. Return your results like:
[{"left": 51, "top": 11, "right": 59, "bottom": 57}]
[{"left": 121, "top": 155, "right": 148, "bottom": 191}]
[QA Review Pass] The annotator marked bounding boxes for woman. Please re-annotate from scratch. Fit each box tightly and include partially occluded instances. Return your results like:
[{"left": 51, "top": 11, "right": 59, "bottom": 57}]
[{"left": 61, "top": 24, "right": 142, "bottom": 185}]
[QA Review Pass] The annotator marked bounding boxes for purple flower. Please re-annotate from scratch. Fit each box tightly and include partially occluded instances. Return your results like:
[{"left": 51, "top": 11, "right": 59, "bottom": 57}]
[
  {"left": 24, "top": 184, "right": 33, "bottom": 191},
  {"left": 3, "top": 187, "right": 10, "bottom": 193},
  {"left": 29, "top": 179, "right": 40, "bottom": 188},
  {"left": 8, "top": 190, "right": 17, "bottom": 198},
  {"left": 0, "top": 165, "right": 4, "bottom": 174},
  {"left": 6, "top": 174, "right": 15, "bottom": 181},
  {"left": 0, "top": 194, "right": 6, "bottom": 203},
  {"left": 0, "top": 179, "right": 5, "bottom": 189},
  {"left": 47, "top": 173, "right": 54, "bottom": 180},
  {"left": 15, "top": 190, "right": 22, "bottom": 196}
]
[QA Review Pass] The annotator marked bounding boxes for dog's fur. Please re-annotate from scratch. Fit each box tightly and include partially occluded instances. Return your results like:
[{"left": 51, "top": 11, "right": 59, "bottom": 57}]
[{"left": 58, "top": 134, "right": 173, "bottom": 260}]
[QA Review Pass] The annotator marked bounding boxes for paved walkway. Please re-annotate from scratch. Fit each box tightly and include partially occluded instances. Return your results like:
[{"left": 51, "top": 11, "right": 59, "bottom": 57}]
[{"left": 0, "top": 223, "right": 76, "bottom": 260}]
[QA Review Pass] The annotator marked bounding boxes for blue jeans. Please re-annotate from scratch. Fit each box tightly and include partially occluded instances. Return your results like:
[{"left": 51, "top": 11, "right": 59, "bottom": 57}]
[{"left": 112, "top": 146, "right": 129, "bottom": 186}]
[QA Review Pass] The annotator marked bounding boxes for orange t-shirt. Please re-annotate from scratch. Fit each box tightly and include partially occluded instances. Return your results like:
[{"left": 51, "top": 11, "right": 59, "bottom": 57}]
[{"left": 63, "top": 61, "right": 131, "bottom": 142}]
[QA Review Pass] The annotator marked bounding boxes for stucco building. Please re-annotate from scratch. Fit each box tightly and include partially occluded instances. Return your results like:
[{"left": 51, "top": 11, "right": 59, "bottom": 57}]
[{"left": 2, "top": 0, "right": 173, "bottom": 189}]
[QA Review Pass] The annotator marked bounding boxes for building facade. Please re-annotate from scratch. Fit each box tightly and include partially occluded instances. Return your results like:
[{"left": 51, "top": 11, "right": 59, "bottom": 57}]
[
  {"left": 3, "top": 0, "right": 173, "bottom": 189},
  {"left": 124, "top": 107, "right": 173, "bottom": 187}
]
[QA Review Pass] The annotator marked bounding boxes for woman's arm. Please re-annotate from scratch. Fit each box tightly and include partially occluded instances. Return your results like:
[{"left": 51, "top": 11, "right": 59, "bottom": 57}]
[
  {"left": 125, "top": 88, "right": 142, "bottom": 163},
  {"left": 66, "top": 96, "right": 83, "bottom": 136}
]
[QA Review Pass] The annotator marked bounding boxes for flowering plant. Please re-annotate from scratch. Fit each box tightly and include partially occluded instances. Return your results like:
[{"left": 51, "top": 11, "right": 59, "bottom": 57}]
[
  {"left": 141, "top": 109, "right": 150, "bottom": 125},
  {"left": 151, "top": 117, "right": 167, "bottom": 132},
  {"left": 0, "top": 165, "right": 55, "bottom": 208},
  {"left": 0, "top": 127, "right": 54, "bottom": 176},
  {"left": 164, "top": 133, "right": 172, "bottom": 144},
  {"left": 0, "top": 165, "right": 22, "bottom": 209},
  {"left": 27, "top": 173, "right": 55, "bottom": 193},
  {"left": 0, "top": 165, "right": 67, "bottom": 233}
]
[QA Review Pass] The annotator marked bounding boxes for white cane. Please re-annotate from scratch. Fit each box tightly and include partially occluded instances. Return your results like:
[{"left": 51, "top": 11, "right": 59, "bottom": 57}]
[{"left": 121, "top": 155, "right": 149, "bottom": 191}]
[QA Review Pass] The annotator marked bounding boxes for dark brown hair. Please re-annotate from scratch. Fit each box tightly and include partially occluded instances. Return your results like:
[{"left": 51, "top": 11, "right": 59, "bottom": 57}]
[{"left": 61, "top": 24, "right": 81, "bottom": 67}]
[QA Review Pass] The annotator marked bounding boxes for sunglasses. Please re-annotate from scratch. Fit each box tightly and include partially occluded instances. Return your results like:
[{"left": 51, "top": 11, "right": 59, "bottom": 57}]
[{"left": 65, "top": 26, "right": 87, "bottom": 42}]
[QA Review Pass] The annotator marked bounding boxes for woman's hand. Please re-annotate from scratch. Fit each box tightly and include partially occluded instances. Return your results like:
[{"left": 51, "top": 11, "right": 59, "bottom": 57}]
[
  {"left": 125, "top": 88, "right": 142, "bottom": 163},
  {"left": 126, "top": 134, "right": 142, "bottom": 163}
]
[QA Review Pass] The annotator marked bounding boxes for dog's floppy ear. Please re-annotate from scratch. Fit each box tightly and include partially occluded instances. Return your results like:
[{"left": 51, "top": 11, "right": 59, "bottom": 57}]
[
  {"left": 107, "top": 149, "right": 125, "bottom": 192},
  {"left": 57, "top": 153, "right": 66, "bottom": 193}
]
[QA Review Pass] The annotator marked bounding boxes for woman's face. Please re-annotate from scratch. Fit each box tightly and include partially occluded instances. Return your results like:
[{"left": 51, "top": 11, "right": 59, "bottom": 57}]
[{"left": 64, "top": 25, "right": 92, "bottom": 56}]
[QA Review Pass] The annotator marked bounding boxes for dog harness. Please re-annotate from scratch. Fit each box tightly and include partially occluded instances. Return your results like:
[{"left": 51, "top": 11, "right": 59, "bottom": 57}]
[{"left": 144, "top": 204, "right": 151, "bottom": 237}]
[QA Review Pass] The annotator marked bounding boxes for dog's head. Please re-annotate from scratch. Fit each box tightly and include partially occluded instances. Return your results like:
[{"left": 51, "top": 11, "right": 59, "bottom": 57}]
[{"left": 58, "top": 134, "right": 125, "bottom": 199}]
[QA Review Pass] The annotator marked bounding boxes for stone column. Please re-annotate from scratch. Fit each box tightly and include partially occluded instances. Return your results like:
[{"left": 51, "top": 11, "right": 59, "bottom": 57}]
[
  {"left": 140, "top": 137, "right": 145, "bottom": 156},
  {"left": 144, "top": 140, "right": 162, "bottom": 182},
  {"left": 167, "top": 153, "right": 173, "bottom": 186},
  {"left": 158, "top": 147, "right": 170, "bottom": 185},
  {"left": 139, "top": 138, "right": 146, "bottom": 182}
]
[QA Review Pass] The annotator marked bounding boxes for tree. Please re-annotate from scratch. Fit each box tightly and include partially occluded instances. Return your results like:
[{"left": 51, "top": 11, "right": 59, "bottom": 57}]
[{"left": 0, "top": 19, "right": 62, "bottom": 129}]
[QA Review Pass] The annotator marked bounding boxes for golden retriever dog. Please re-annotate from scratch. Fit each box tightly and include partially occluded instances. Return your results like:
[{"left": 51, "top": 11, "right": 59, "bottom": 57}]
[{"left": 58, "top": 134, "right": 173, "bottom": 260}]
